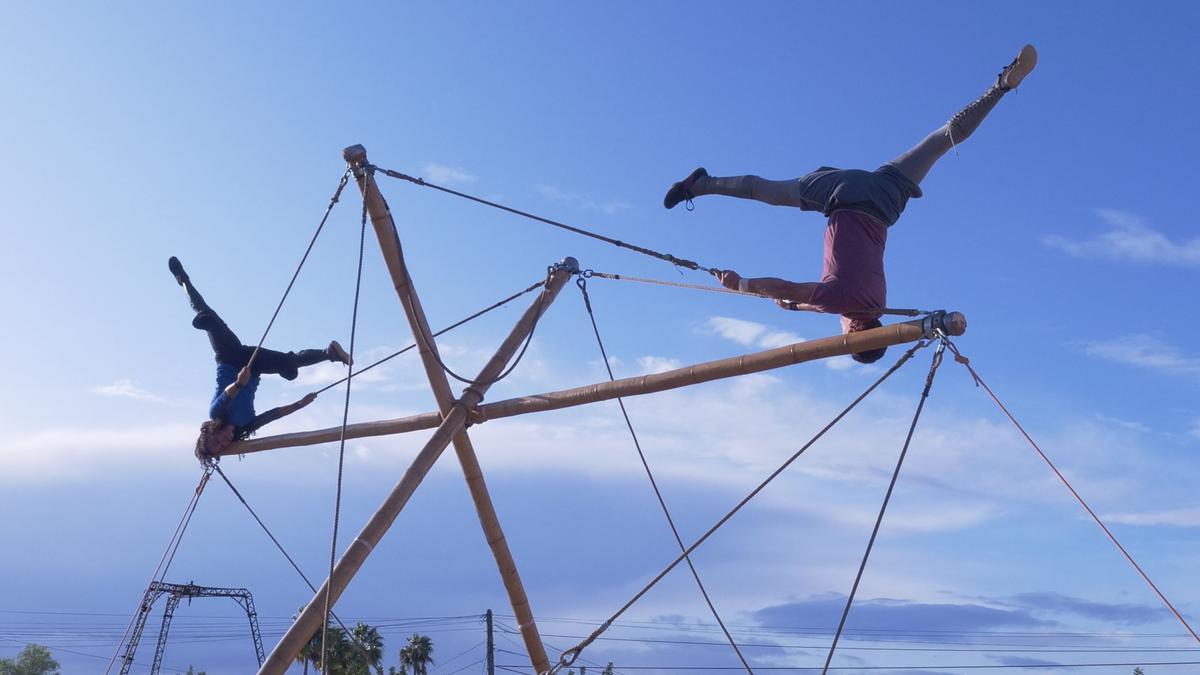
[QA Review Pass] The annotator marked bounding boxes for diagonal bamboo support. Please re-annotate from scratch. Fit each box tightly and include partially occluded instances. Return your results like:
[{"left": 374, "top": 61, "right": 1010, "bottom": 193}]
[
  {"left": 230, "top": 311, "right": 967, "bottom": 455},
  {"left": 271, "top": 145, "right": 554, "bottom": 675},
  {"left": 257, "top": 253, "right": 573, "bottom": 674}
]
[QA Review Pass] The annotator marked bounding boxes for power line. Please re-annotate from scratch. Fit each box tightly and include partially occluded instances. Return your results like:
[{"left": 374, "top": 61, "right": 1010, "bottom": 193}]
[{"left": 501, "top": 661, "right": 1200, "bottom": 671}]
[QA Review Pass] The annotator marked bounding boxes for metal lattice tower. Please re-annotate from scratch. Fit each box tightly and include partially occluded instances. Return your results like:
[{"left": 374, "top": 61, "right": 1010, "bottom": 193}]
[{"left": 119, "top": 581, "right": 264, "bottom": 674}]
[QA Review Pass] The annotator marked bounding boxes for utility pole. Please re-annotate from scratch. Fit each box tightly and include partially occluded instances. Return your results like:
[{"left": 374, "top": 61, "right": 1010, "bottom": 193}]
[{"left": 486, "top": 609, "right": 495, "bottom": 675}]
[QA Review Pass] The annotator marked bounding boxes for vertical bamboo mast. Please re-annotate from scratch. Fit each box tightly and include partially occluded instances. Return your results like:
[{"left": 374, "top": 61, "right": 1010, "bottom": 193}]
[{"left": 352, "top": 144, "right": 552, "bottom": 673}]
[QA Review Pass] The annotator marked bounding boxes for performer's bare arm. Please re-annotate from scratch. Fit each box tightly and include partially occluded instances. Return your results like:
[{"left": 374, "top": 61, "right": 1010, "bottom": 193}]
[{"left": 711, "top": 269, "right": 817, "bottom": 305}]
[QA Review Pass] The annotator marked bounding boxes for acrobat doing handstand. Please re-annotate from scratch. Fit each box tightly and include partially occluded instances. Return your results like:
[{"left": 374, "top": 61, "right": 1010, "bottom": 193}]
[
  {"left": 169, "top": 256, "right": 353, "bottom": 457},
  {"left": 664, "top": 45, "right": 1038, "bottom": 363}
]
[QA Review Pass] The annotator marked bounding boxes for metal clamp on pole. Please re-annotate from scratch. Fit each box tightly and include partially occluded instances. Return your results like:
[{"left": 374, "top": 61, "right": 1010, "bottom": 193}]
[
  {"left": 921, "top": 310, "right": 967, "bottom": 338},
  {"left": 552, "top": 256, "right": 580, "bottom": 275}
]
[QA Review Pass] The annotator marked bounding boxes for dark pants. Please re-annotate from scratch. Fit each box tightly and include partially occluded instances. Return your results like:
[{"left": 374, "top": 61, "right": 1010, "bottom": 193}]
[
  {"left": 688, "top": 81, "right": 1012, "bottom": 218},
  {"left": 183, "top": 280, "right": 327, "bottom": 381}
]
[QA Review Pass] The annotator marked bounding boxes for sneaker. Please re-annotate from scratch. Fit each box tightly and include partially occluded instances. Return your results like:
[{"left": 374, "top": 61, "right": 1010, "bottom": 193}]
[
  {"left": 168, "top": 256, "right": 189, "bottom": 286},
  {"left": 328, "top": 340, "right": 353, "bottom": 366},
  {"left": 998, "top": 44, "right": 1038, "bottom": 91},
  {"left": 663, "top": 167, "right": 708, "bottom": 210}
]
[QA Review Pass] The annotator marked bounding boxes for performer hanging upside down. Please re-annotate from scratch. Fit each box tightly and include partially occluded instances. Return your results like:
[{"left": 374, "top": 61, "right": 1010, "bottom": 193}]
[
  {"left": 169, "top": 256, "right": 353, "bottom": 457},
  {"left": 664, "top": 45, "right": 1037, "bottom": 363}
]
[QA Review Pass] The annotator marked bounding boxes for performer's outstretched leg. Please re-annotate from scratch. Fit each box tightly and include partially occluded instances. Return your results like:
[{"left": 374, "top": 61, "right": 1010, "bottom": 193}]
[
  {"left": 249, "top": 341, "right": 352, "bottom": 380},
  {"left": 170, "top": 256, "right": 245, "bottom": 364},
  {"left": 889, "top": 44, "right": 1037, "bottom": 186},
  {"left": 664, "top": 168, "right": 828, "bottom": 211}
]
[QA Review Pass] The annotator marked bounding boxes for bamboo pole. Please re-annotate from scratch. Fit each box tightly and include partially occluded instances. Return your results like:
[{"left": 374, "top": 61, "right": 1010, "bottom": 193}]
[
  {"left": 271, "top": 145, "right": 554, "bottom": 675},
  {"left": 230, "top": 311, "right": 967, "bottom": 455},
  {"left": 257, "top": 252, "right": 572, "bottom": 674}
]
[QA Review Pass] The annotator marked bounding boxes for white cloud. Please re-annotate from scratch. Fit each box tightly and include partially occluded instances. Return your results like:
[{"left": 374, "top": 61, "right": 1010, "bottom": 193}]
[
  {"left": 1081, "top": 334, "right": 1200, "bottom": 376},
  {"left": 1105, "top": 507, "right": 1200, "bottom": 527},
  {"left": 705, "top": 316, "right": 804, "bottom": 350},
  {"left": 1042, "top": 209, "right": 1200, "bottom": 267},
  {"left": 1, "top": 424, "right": 198, "bottom": 482},
  {"left": 637, "top": 356, "right": 682, "bottom": 374},
  {"left": 534, "top": 183, "right": 632, "bottom": 215},
  {"left": 824, "top": 356, "right": 858, "bottom": 371},
  {"left": 91, "top": 379, "right": 165, "bottom": 403},
  {"left": 704, "top": 316, "right": 862, "bottom": 372},
  {"left": 1191, "top": 420, "right": 1200, "bottom": 440},
  {"left": 1094, "top": 414, "right": 1150, "bottom": 434},
  {"left": 421, "top": 163, "right": 476, "bottom": 185}
]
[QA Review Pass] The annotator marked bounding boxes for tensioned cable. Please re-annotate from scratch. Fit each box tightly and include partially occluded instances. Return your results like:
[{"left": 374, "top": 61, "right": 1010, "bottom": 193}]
[
  {"left": 576, "top": 275, "right": 754, "bottom": 674},
  {"left": 584, "top": 271, "right": 931, "bottom": 318},
  {"left": 370, "top": 164, "right": 714, "bottom": 273},
  {"left": 550, "top": 340, "right": 931, "bottom": 673},
  {"left": 210, "top": 464, "right": 375, "bottom": 662},
  {"left": 245, "top": 170, "right": 350, "bottom": 372},
  {"left": 313, "top": 279, "right": 546, "bottom": 395},
  {"left": 104, "top": 468, "right": 212, "bottom": 675},
  {"left": 942, "top": 337, "right": 1200, "bottom": 645},
  {"left": 400, "top": 260, "right": 557, "bottom": 388},
  {"left": 322, "top": 190, "right": 369, "bottom": 667},
  {"left": 821, "top": 341, "right": 945, "bottom": 674}
]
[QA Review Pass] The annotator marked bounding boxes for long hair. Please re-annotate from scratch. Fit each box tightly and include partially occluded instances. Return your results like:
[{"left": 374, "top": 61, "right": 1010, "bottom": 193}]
[{"left": 195, "top": 420, "right": 218, "bottom": 460}]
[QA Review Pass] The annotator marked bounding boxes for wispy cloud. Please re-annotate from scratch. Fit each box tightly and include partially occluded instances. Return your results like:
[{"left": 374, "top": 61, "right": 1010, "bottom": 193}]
[
  {"left": 421, "top": 163, "right": 476, "bottom": 185},
  {"left": 705, "top": 316, "right": 804, "bottom": 350},
  {"left": 1, "top": 424, "right": 198, "bottom": 482},
  {"left": 1008, "top": 591, "right": 1167, "bottom": 625},
  {"left": 1042, "top": 209, "right": 1200, "bottom": 267},
  {"left": 637, "top": 356, "right": 682, "bottom": 374},
  {"left": 1081, "top": 334, "right": 1200, "bottom": 376},
  {"left": 91, "top": 379, "right": 165, "bottom": 403},
  {"left": 1105, "top": 506, "right": 1200, "bottom": 527},
  {"left": 751, "top": 594, "right": 1056, "bottom": 634},
  {"left": 1094, "top": 413, "right": 1150, "bottom": 433},
  {"left": 534, "top": 183, "right": 632, "bottom": 215},
  {"left": 705, "top": 316, "right": 867, "bottom": 372}
]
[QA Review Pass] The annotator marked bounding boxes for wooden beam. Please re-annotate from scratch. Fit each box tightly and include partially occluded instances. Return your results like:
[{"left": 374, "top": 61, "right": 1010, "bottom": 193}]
[
  {"left": 258, "top": 147, "right": 569, "bottom": 675},
  {"left": 231, "top": 311, "right": 967, "bottom": 455}
]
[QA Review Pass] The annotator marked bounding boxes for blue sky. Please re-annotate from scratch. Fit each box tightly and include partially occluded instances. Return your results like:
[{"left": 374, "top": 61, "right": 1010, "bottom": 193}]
[{"left": 2, "top": 2, "right": 1199, "bottom": 673}]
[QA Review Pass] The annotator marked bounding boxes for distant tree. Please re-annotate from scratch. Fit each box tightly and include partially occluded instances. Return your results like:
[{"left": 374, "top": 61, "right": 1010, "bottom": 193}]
[
  {"left": 602, "top": 663, "right": 614, "bottom": 675},
  {"left": 0, "top": 644, "right": 60, "bottom": 675},
  {"left": 396, "top": 633, "right": 434, "bottom": 675},
  {"left": 348, "top": 623, "right": 385, "bottom": 675},
  {"left": 319, "top": 626, "right": 355, "bottom": 674},
  {"left": 184, "top": 668, "right": 207, "bottom": 675},
  {"left": 1134, "top": 668, "right": 1145, "bottom": 675},
  {"left": 294, "top": 606, "right": 321, "bottom": 674}
]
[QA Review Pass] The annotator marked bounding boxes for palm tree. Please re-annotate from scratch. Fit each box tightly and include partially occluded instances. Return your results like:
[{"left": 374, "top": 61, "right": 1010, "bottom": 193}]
[
  {"left": 293, "top": 606, "right": 321, "bottom": 675},
  {"left": 349, "top": 622, "right": 385, "bottom": 675},
  {"left": 396, "top": 633, "right": 434, "bottom": 675}
]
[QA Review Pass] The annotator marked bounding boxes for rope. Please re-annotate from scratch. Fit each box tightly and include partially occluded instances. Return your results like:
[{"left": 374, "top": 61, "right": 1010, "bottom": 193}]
[
  {"left": 821, "top": 340, "right": 945, "bottom": 674},
  {"left": 210, "top": 465, "right": 377, "bottom": 664},
  {"left": 549, "top": 340, "right": 931, "bottom": 673},
  {"left": 104, "top": 467, "right": 212, "bottom": 675},
  {"left": 322, "top": 191, "right": 368, "bottom": 666},
  {"left": 312, "top": 279, "right": 547, "bottom": 395},
  {"left": 575, "top": 276, "right": 755, "bottom": 674},
  {"left": 245, "top": 170, "right": 350, "bottom": 372},
  {"left": 405, "top": 264, "right": 555, "bottom": 388},
  {"left": 370, "top": 164, "right": 715, "bottom": 273},
  {"left": 585, "top": 271, "right": 931, "bottom": 318},
  {"left": 942, "top": 338, "right": 1200, "bottom": 645}
]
